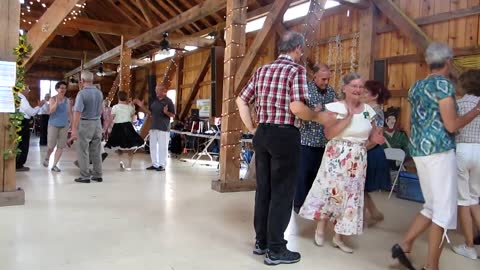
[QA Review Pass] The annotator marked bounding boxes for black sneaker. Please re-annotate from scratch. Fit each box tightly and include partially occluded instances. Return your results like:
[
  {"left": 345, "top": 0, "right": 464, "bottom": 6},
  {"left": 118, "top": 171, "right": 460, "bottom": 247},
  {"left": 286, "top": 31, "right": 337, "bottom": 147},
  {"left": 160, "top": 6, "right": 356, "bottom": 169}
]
[
  {"left": 146, "top": 165, "right": 158, "bottom": 170},
  {"left": 91, "top": 177, "right": 103, "bottom": 182},
  {"left": 253, "top": 241, "right": 267, "bottom": 255},
  {"left": 474, "top": 235, "right": 480, "bottom": 245},
  {"left": 101, "top": 152, "right": 108, "bottom": 162},
  {"left": 264, "top": 249, "right": 301, "bottom": 265},
  {"left": 156, "top": 166, "right": 165, "bottom": 171},
  {"left": 74, "top": 177, "right": 90, "bottom": 183}
]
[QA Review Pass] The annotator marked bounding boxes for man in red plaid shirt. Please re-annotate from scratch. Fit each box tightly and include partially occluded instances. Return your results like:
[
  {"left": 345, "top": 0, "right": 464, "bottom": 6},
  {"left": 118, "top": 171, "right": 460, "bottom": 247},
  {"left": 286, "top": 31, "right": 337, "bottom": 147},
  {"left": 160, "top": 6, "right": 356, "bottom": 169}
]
[{"left": 237, "top": 31, "right": 335, "bottom": 265}]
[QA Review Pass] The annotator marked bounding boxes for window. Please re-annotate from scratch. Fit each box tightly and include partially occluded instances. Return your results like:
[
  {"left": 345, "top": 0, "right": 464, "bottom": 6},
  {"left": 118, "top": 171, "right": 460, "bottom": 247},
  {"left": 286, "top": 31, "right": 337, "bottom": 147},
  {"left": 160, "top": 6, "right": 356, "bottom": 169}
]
[
  {"left": 245, "top": 0, "right": 340, "bottom": 33},
  {"left": 40, "top": 80, "right": 59, "bottom": 99}
]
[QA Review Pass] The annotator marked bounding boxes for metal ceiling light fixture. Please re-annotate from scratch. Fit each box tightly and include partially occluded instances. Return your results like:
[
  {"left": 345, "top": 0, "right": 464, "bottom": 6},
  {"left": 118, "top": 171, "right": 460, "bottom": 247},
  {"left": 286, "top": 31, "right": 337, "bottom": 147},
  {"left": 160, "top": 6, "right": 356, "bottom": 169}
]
[{"left": 159, "top": 32, "right": 170, "bottom": 55}]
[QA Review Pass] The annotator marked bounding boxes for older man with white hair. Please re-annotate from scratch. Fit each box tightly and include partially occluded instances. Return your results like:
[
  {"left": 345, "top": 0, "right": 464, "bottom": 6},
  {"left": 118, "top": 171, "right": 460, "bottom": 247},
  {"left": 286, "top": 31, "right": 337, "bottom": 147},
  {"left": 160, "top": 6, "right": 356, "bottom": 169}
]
[
  {"left": 70, "top": 71, "right": 104, "bottom": 183},
  {"left": 391, "top": 42, "right": 480, "bottom": 270}
]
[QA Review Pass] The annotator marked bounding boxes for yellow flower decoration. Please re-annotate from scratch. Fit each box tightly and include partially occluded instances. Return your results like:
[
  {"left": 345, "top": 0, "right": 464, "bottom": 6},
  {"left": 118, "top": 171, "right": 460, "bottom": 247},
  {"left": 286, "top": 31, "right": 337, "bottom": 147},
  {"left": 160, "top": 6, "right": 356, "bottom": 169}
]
[{"left": 12, "top": 86, "right": 22, "bottom": 94}]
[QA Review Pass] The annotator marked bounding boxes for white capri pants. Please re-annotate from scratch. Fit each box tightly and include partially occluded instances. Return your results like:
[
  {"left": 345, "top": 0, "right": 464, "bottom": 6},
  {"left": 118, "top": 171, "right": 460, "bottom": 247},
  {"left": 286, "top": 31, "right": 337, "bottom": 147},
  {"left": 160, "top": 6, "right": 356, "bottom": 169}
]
[
  {"left": 456, "top": 143, "right": 480, "bottom": 206},
  {"left": 413, "top": 149, "right": 457, "bottom": 230},
  {"left": 149, "top": 129, "right": 169, "bottom": 168}
]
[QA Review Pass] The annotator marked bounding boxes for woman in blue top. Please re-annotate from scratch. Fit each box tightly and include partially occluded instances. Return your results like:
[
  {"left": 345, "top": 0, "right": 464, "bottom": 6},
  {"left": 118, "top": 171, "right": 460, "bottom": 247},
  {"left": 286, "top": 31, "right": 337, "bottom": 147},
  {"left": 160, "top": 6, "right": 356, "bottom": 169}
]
[
  {"left": 391, "top": 43, "right": 480, "bottom": 270},
  {"left": 42, "top": 81, "right": 72, "bottom": 172}
]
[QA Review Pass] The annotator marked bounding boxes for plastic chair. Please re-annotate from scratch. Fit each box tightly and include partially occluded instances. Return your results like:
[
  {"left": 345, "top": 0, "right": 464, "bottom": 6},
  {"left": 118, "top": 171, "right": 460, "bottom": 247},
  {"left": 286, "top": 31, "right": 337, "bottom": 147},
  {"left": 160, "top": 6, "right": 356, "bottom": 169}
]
[{"left": 385, "top": 148, "right": 406, "bottom": 199}]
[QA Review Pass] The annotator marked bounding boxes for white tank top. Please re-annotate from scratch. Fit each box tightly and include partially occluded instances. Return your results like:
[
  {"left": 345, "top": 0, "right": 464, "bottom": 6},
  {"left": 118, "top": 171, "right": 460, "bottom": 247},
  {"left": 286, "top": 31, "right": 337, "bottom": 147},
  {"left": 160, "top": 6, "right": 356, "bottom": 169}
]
[{"left": 325, "top": 101, "right": 376, "bottom": 143}]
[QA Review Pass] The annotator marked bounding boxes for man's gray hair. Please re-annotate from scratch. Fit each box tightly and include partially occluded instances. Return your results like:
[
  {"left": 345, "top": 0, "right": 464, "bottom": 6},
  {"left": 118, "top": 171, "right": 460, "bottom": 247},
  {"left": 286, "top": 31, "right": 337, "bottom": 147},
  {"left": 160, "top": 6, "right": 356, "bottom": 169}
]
[
  {"left": 81, "top": 70, "right": 94, "bottom": 82},
  {"left": 312, "top": 63, "right": 330, "bottom": 73},
  {"left": 425, "top": 42, "right": 453, "bottom": 67},
  {"left": 278, "top": 31, "right": 305, "bottom": 54}
]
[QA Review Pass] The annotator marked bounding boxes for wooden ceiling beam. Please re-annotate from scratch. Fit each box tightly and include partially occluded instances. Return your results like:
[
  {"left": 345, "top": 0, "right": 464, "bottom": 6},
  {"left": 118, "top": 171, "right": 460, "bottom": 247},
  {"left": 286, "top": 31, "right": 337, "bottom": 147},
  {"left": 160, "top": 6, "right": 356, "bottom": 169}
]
[
  {"left": 90, "top": 32, "right": 108, "bottom": 53},
  {"left": 22, "top": 16, "right": 143, "bottom": 37},
  {"left": 145, "top": 0, "right": 189, "bottom": 35},
  {"left": 166, "top": 0, "right": 203, "bottom": 31},
  {"left": 377, "top": 5, "right": 480, "bottom": 34},
  {"left": 104, "top": 0, "right": 142, "bottom": 27},
  {"left": 177, "top": 0, "right": 214, "bottom": 28},
  {"left": 371, "top": 0, "right": 431, "bottom": 51},
  {"left": 42, "top": 47, "right": 101, "bottom": 60},
  {"left": 65, "top": 0, "right": 227, "bottom": 78},
  {"left": 135, "top": 0, "right": 156, "bottom": 27},
  {"left": 24, "top": 0, "right": 86, "bottom": 71},
  {"left": 119, "top": 0, "right": 150, "bottom": 28},
  {"left": 154, "top": 0, "right": 197, "bottom": 34}
]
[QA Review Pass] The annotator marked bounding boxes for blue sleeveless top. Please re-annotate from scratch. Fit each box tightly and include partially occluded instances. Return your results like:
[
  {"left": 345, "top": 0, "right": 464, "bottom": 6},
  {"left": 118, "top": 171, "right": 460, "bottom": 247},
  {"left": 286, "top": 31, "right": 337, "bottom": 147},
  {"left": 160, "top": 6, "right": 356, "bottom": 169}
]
[{"left": 48, "top": 98, "right": 69, "bottom": 127}]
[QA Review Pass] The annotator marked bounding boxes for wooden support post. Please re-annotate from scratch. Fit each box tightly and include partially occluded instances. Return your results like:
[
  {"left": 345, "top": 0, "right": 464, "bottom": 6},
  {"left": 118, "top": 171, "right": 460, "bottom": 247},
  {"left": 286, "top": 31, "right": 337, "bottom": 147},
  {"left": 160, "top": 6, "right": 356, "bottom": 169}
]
[
  {"left": 0, "top": 0, "right": 25, "bottom": 206},
  {"left": 358, "top": 3, "right": 377, "bottom": 80},
  {"left": 119, "top": 36, "right": 132, "bottom": 94},
  {"left": 24, "top": 0, "right": 86, "bottom": 70},
  {"left": 176, "top": 55, "right": 185, "bottom": 117},
  {"left": 212, "top": 0, "right": 250, "bottom": 192},
  {"left": 212, "top": 46, "right": 225, "bottom": 117},
  {"left": 179, "top": 54, "right": 211, "bottom": 121}
]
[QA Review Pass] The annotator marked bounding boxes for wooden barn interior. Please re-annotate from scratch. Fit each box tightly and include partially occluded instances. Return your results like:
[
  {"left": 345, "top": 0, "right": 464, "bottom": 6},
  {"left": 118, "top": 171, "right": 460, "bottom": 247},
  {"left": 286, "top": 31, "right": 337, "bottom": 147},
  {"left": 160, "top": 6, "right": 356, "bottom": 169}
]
[{"left": 0, "top": 0, "right": 479, "bottom": 269}]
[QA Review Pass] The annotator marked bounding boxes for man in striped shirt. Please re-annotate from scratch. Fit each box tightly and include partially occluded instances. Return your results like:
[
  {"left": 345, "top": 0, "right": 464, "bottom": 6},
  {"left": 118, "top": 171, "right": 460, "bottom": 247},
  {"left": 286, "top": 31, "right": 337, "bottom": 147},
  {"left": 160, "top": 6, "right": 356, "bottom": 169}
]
[{"left": 237, "top": 31, "right": 335, "bottom": 265}]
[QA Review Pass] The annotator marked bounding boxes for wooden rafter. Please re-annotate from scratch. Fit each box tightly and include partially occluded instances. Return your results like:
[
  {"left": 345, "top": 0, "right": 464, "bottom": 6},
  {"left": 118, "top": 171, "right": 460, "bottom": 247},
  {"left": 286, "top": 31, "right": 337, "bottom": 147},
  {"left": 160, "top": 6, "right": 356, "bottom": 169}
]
[
  {"left": 371, "top": 0, "right": 432, "bottom": 51},
  {"left": 177, "top": 0, "right": 213, "bottom": 28},
  {"left": 154, "top": 0, "right": 197, "bottom": 34},
  {"left": 144, "top": 1, "right": 188, "bottom": 35},
  {"left": 104, "top": 0, "right": 142, "bottom": 27},
  {"left": 119, "top": 0, "right": 150, "bottom": 28},
  {"left": 135, "top": 0, "right": 156, "bottom": 27},
  {"left": 24, "top": 0, "right": 85, "bottom": 70},
  {"left": 179, "top": 54, "right": 211, "bottom": 121},
  {"left": 190, "top": 0, "right": 225, "bottom": 23},
  {"left": 234, "top": 0, "right": 293, "bottom": 95},
  {"left": 165, "top": 0, "right": 202, "bottom": 31},
  {"left": 377, "top": 5, "right": 480, "bottom": 34},
  {"left": 65, "top": 0, "right": 227, "bottom": 78},
  {"left": 90, "top": 32, "right": 108, "bottom": 53}
]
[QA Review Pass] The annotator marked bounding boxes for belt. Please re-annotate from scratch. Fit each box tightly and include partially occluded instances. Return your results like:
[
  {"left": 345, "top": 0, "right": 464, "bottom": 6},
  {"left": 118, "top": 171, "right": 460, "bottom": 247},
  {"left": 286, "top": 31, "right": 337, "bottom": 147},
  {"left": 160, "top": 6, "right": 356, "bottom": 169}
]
[
  {"left": 81, "top": 118, "right": 99, "bottom": 121},
  {"left": 259, "top": 123, "right": 296, "bottom": 129}
]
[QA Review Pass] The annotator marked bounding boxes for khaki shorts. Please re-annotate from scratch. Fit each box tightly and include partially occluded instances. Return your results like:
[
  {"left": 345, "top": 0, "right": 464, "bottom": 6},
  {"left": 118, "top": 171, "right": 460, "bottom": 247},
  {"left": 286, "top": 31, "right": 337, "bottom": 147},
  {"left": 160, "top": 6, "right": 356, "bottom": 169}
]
[{"left": 47, "top": 125, "right": 68, "bottom": 149}]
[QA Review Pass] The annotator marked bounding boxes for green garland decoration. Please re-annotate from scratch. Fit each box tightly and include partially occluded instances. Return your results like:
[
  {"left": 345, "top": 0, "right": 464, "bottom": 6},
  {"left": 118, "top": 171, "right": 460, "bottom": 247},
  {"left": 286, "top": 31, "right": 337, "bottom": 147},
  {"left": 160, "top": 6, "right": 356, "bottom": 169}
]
[{"left": 3, "top": 35, "right": 32, "bottom": 160}]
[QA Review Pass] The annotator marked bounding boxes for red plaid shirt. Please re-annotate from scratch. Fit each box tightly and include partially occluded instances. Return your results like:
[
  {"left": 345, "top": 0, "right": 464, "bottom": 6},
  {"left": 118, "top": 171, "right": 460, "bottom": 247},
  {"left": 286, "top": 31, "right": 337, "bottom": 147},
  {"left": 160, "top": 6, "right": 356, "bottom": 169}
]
[{"left": 239, "top": 55, "right": 309, "bottom": 126}]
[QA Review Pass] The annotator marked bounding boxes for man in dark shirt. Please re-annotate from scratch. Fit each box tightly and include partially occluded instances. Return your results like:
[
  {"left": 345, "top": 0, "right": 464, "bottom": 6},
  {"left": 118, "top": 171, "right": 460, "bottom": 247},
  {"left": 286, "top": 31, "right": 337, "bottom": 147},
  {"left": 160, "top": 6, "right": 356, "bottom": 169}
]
[
  {"left": 294, "top": 64, "right": 337, "bottom": 212},
  {"left": 134, "top": 84, "right": 175, "bottom": 171}
]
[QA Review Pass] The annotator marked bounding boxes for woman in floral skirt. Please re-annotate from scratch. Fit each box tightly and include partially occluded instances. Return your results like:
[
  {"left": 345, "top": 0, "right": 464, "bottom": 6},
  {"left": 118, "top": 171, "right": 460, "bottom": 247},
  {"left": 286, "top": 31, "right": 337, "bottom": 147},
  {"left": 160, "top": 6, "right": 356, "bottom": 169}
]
[{"left": 299, "top": 73, "right": 384, "bottom": 253}]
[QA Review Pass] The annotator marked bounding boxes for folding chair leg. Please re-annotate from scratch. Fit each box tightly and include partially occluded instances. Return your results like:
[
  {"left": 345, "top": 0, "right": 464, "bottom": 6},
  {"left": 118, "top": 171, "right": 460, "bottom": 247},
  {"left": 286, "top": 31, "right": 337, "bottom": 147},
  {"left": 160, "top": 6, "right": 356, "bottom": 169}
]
[{"left": 388, "top": 176, "right": 399, "bottom": 199}]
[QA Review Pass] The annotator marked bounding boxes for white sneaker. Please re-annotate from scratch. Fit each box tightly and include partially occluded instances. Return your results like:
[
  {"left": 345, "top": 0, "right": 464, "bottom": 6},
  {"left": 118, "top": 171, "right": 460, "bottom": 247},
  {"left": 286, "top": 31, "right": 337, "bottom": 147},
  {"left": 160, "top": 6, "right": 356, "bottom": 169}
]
[
  {"left": 119, "top": 161, "right": 125, "bottom": 170},
  {"left": 452, "top": 244, "right": 478, "bottom": 260}
]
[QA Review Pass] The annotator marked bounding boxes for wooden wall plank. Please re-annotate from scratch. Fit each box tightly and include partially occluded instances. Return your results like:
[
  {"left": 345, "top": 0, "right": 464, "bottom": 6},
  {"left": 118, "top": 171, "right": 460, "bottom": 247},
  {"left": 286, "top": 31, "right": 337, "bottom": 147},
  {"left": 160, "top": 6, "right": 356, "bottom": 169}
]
[
  {"left": 433, "top": 0, "right": 450, "bottom": 43},
  {"left": 467, "top": 0, "right": 480, "bottom": 47}
]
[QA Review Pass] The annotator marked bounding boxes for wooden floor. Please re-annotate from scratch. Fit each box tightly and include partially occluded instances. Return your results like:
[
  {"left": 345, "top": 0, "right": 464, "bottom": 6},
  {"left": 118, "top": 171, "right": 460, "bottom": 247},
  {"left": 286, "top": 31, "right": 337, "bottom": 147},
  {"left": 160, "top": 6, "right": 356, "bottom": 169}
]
[{"left": 0, "top": 136, "right": 477, "bottom": 270}]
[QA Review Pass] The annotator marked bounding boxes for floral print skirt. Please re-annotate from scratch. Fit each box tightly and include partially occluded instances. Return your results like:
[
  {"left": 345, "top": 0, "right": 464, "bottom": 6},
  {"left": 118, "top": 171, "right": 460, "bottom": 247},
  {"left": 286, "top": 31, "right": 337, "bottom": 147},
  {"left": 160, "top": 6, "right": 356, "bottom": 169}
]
[{"left": 299, "top": 139, "right": 367, "bottom": 235}]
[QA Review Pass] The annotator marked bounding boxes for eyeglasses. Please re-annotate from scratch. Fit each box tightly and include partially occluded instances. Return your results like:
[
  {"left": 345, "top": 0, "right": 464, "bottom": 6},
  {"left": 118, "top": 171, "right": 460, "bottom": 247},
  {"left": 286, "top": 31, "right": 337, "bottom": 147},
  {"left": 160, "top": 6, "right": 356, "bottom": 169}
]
[{"left": 347, "top": 84, "right": 365, "bottom": 90}]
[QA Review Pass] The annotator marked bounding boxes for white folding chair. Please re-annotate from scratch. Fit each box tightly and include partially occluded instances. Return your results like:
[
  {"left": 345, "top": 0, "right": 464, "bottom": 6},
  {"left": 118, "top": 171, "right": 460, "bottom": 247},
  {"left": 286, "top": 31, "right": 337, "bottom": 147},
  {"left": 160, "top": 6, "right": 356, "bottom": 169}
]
[{"left": 385, "top": 148, "right": 406, "bottom": 199}]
